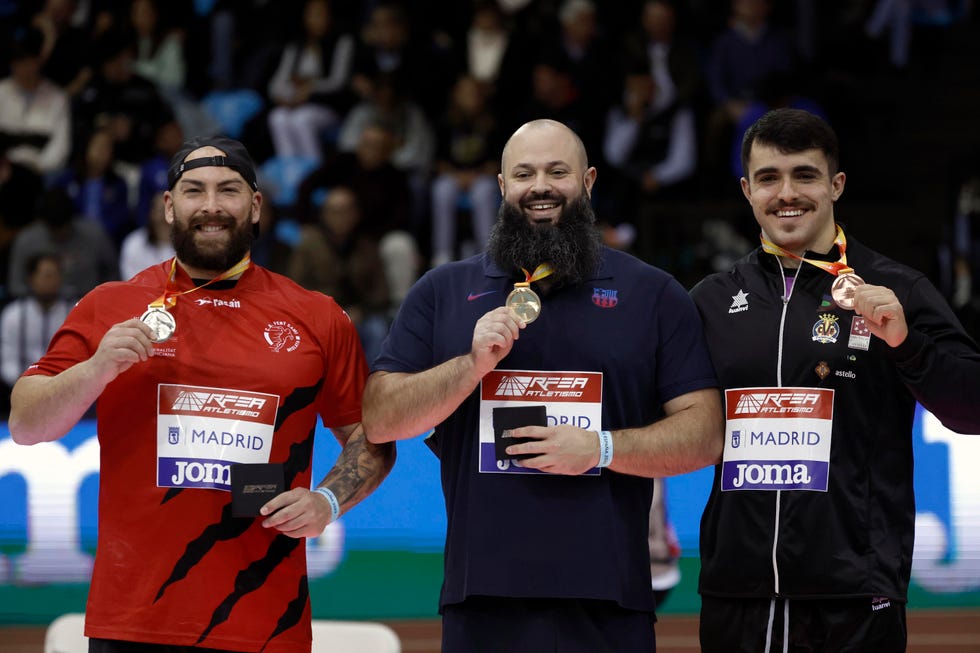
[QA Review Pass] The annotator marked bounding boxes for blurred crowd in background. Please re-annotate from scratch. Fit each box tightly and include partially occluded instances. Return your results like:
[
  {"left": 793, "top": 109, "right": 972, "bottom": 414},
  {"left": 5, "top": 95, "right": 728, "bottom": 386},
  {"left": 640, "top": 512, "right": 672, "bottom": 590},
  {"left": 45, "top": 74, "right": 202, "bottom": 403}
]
[{"left": 1, "top": 0, "right": 979, "bottom": 418}]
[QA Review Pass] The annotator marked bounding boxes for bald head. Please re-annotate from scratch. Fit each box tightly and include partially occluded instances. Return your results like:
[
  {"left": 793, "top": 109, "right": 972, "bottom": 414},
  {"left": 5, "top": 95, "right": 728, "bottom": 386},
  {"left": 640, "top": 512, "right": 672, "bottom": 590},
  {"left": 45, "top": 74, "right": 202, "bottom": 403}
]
[
  {"left": 500, "top": 119, "right": 589, "bottom": 173},
  {"left": 497, "top": 119, "right": 597, "bottom": 227}
]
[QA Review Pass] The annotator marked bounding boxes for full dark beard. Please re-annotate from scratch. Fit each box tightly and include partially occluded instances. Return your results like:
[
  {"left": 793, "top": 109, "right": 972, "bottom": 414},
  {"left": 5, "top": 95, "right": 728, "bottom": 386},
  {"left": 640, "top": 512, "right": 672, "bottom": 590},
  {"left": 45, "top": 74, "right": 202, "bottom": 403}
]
[
  {"left": 171, "top": 212, "right": 254, "bottom": 274},
  {"left": 487, "top": 193, "right": 602, "bottom": 286}
]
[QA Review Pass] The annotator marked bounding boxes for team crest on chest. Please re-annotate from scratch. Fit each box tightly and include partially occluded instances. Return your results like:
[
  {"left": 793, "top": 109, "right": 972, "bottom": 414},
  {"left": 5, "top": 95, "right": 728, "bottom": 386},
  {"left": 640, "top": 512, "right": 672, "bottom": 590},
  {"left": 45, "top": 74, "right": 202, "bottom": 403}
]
[
  {"left": 811, "top": 313, "right": 840, "bottom": 344},
  {"left": 264, "top": 320, "right": 301, "bottom": 352},
  {"left": 591, "top": 287, "right": 618, "bottom": 308}
]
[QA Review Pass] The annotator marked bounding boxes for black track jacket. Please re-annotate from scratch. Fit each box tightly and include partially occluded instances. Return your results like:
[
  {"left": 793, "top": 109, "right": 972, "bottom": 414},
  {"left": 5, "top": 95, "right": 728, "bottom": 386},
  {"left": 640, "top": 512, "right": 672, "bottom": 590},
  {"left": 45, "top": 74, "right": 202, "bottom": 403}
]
[{"left": 691, "top": 230, "right": 980, "bottom": 601}]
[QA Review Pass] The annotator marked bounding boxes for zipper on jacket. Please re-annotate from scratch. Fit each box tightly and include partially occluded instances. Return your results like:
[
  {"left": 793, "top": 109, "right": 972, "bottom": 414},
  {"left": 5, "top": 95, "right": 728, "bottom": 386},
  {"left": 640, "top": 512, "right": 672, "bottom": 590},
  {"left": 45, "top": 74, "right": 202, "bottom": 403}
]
[{"left": 772, "top": 261, "right": 802, "bottom": 596}]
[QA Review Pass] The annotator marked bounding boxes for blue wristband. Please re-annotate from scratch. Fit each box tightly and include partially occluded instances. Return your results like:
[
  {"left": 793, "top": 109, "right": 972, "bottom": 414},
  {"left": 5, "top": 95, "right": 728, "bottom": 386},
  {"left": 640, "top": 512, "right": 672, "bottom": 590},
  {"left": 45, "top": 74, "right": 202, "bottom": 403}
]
[
  {"left": 597, "top": 430, "right": 613, "bottom": 468},
  {"left": 313, "top": 486, "right": 341, "bottom": 524}
]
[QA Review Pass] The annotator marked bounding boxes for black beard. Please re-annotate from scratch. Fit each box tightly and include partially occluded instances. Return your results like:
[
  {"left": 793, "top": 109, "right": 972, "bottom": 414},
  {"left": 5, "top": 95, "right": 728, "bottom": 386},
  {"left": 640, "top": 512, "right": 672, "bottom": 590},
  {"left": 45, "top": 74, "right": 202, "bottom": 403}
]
[
  {"left": 171, "top": 212, "right": 254, "bottom": 274},
  {"left": 487, "top": 193, "right": 602, "bottom": 286}
]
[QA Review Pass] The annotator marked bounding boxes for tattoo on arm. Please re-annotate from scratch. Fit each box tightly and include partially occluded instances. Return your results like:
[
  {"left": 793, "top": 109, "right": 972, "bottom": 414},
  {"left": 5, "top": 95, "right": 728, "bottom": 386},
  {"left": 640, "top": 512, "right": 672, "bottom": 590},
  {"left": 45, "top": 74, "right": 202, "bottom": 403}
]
[{"left": 318, "top": 426, "right": 395, "bottom": 512}]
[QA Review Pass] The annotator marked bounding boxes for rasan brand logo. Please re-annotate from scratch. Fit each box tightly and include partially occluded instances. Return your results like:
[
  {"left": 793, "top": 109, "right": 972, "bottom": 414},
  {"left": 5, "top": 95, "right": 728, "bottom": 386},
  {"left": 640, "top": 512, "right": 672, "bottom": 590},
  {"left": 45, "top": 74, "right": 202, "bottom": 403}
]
[{"left": 195, "top": 297, "right": 242, "bottom": 308}]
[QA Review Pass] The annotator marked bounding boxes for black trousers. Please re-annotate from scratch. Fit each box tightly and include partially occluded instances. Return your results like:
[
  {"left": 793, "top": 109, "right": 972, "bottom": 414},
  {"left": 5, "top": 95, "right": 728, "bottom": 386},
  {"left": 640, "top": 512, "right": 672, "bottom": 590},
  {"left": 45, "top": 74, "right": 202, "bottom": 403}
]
[
  {"left": 90, "top": 639, "right": 246, "bottom": 653},
  {"left": 700, "top": 595, "right": 907, "bottom": 653},
  {"left": 442, "top": 596, "right": 657, "bottom": 653}
]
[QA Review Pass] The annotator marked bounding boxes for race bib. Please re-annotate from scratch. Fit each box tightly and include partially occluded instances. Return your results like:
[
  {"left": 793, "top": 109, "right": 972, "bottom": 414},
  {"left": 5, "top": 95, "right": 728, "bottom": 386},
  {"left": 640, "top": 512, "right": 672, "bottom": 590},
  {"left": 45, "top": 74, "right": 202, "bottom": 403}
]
[
  {"left": 721, "top": 387, "right": 834, "bottom": 492},
  {"left": 478, "top": 370, "right": 603, "bottom": 475},
  {"left": 156, "top": 384, "right": 279, "bottom": 490}
]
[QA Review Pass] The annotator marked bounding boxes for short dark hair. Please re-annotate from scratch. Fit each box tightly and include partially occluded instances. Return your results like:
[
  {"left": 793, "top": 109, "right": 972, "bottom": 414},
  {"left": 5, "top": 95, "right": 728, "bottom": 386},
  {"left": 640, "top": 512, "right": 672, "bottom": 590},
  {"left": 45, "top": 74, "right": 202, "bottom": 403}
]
[{"left": 741, "top": 108, "right": 840, "bottom": 178}]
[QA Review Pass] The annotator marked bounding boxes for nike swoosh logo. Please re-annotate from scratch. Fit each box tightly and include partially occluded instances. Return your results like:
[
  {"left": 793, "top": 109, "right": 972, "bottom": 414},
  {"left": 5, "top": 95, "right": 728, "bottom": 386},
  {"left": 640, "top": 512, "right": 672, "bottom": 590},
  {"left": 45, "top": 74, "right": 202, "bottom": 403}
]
[{"left": 467, "top": 290, "right": 498, "bottom": 301}]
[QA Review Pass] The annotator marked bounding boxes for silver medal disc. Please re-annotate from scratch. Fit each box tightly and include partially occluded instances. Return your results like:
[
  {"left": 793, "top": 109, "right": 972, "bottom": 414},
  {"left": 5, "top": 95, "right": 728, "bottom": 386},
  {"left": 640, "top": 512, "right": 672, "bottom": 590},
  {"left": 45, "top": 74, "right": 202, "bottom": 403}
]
[{"left": 140, "top": 307, "right": 177, "bottom": 343}]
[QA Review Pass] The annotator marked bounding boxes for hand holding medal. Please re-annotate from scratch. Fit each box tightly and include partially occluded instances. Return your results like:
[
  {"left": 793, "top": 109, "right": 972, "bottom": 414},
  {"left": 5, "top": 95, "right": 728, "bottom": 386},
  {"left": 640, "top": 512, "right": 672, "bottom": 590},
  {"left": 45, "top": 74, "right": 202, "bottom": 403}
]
[
  {"left": 829, "top": 267, "right": 865, "bottom": 310},
  {"left": 140, "top": 306, "right": 177, "bottom": 343},
  {"left": 506, "top": 263, "right": 553, "bottom": 323}
]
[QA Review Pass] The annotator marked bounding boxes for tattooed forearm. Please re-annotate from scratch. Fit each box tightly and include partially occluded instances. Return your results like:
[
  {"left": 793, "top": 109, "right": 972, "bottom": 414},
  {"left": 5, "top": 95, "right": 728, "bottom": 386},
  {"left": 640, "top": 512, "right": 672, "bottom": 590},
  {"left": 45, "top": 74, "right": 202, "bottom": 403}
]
[{"left": 317, "top": 425, "right": 395, "bottom": 513}]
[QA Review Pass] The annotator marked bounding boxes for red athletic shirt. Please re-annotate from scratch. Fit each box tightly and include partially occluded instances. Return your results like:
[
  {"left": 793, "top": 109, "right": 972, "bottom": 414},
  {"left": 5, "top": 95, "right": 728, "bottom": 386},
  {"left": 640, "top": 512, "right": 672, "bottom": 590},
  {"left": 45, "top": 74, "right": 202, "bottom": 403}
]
[{"left": 26, "top": 260, "right": 367, "bottom": 652}]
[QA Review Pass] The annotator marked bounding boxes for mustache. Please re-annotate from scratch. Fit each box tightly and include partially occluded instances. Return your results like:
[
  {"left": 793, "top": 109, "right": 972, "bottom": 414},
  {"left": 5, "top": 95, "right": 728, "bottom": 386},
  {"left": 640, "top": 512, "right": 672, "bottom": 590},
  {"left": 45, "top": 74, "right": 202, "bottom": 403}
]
[
  {"left": 188, "top": 214, "right": 235, "bottom": 227},
  {"left": 768, "top": 200, "right": 815, "bottom": 213},
  {"left": 522, "top": 191, "right": 563, "bottom": 206}
]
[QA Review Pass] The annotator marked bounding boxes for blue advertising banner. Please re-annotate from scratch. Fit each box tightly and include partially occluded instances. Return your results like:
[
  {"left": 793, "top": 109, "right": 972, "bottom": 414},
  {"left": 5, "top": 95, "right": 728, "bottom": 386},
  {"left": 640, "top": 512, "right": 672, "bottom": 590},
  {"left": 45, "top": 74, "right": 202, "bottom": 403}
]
[{"left": 2, "top": 403, "right": 979, "bottom": 623}]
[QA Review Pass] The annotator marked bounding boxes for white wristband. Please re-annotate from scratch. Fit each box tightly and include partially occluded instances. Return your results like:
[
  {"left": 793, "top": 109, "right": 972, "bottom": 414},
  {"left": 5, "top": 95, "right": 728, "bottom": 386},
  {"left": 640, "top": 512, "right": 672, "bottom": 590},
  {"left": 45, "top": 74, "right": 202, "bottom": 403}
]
[
  {"left": 313, "top": 486, "right": 341, "bottom": 524},
  {"left": 597, "top": 430, "right": 613, "bottom": 468}
]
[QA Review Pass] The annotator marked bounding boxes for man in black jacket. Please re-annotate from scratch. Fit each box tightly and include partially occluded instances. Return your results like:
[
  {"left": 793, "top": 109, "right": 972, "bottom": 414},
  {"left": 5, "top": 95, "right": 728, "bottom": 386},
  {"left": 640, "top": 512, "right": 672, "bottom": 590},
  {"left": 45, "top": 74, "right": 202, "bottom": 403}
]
[{"left": 692, "top": 108, "right": 980, "bottom": 652}]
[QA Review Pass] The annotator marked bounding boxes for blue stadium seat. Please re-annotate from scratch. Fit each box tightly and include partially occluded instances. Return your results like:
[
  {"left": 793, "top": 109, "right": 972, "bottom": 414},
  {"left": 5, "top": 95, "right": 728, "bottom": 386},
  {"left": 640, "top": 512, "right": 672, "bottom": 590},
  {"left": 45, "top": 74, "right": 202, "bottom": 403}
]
[
  {"left": 200, "top": 89, "right": 264, "bottom": 139},
  {"left": 258, "top": 156, "right": 320, "bottom": 209}
]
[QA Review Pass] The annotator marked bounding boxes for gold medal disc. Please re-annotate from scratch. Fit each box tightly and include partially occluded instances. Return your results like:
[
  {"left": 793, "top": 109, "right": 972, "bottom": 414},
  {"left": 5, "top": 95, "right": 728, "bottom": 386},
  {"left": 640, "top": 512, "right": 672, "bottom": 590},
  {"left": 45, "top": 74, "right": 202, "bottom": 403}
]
[
  {"left": 140, "top": 307, "right": 177, "bottom": 343},
  {"left": 506, "top": 286, "right": 542, "bottom": 323},
  {"left": 830, "top": 272, "right": 865, "bottom": 310}
]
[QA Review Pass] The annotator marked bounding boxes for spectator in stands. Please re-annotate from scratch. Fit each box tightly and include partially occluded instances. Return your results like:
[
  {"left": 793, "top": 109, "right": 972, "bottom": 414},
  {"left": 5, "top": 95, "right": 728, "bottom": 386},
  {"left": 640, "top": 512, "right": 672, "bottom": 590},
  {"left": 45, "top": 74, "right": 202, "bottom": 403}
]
[
  {"left": 51, "top": 127, "right": 132, "bottom": 244},
  {"left": 429, "top": 74, "right": 502, "bottom": 267},
  {"left": 534, "top": 0, "right": 617, "bottom": 165},
  {"left": 1, "top": 252, "right": 72, "bottom": 387},
  {"left": 7, "top": 187, "right": 118, "bottom": 299},
  {"left": 603, "top": 67, "right": 698, "bottom": 263},
  {"left": 939, "top": 165, "right": 980, "bottom": 342},
  {"left": 119, "top": 191, "right": 173, "bottom": 280},
  {"left": 337, "top": 69, "right": 435, "bottom": 217},
  {"left": 296, "top": 121, "right": 420, "bottom": 304},
  {"left": 31, "top": 0, "right": 92, "bottom": 97},
  {"left": 622, "top": 0, "right": 703, "bottom": 115},
  {"left": 73, "top": 27, "right": 174, "bottom": 165},
  {"left": 349, "top": 1, "right": 451, "bottom": 119},
  {"left": 728, "top": 70, "right": 827, "bottom": 179},
  {"left": 0, "top": 139, "right": 45, "bottom": 297},
  {"left": 703, "top": 0, "right": 796, "bottom": 188},
  {"left": 0, "top": 26, "right": 72, "bottom": 175},
  {"left": 136, "top": 118, "right": 184, "bottom": 228},
  {"left": 464, "top": 1, "right": 513, "bottom": 87},
  {"left": 251, "top": 198, "right": 294, "bottom": 276},
  {"left": 267, "top": 0, "right": 357, "bottom": 161},
  {"left": 128, "top": 0, "right": 186, "bottom": 94},
  {"left": 510, "top": 58, "right": 584, "bottom": 148},
  {"left": 288, "top": 185, "right": 391, "bottom": 361}
]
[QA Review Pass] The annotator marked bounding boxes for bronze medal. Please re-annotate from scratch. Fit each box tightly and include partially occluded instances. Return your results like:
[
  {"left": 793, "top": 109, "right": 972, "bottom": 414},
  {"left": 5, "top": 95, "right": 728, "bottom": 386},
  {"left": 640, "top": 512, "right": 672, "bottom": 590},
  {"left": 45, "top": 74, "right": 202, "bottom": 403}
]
[
  {"left": 506, "top": 285, "right": 542, "bottom": 323},
  {"left": 140, "top": 306, "right": 177, "bottom": 343},
  {"left": 830, "top": 272, "right": 865, "bottom": 310}
]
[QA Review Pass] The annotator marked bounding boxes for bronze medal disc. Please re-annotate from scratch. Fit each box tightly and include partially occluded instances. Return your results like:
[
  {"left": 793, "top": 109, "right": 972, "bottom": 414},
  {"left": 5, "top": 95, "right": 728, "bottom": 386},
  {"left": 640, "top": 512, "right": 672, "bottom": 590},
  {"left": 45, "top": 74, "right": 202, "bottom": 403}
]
[
  {"left": 831, "top": 272, "right": 865, "bottom": 310},
  {"left": 140, "top": 307, "right": 177, "bottom": 343},
  {"left": 506, "top": 286, "right": 542, "bottom": 323}
]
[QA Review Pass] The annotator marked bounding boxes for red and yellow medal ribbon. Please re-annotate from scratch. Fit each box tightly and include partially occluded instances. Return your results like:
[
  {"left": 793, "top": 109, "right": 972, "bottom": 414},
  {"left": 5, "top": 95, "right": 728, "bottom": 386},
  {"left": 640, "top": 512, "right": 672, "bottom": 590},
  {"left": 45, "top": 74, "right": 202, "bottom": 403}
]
[
  {"left": 148, "top": 255, "right": 252, "bottom": 309},
  {"left": 760, "top": 225, "right": 853, "bottom": 277},
  {"left": 514, "top": 263, "right": 554, "bottom": 288}
]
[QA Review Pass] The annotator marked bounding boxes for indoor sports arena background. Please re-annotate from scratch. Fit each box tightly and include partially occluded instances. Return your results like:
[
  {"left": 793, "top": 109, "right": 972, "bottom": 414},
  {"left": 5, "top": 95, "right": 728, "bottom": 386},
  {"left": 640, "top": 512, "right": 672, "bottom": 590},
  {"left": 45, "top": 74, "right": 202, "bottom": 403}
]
[{"left": 2, "top": 402, "right": 980, "bottom": 626}]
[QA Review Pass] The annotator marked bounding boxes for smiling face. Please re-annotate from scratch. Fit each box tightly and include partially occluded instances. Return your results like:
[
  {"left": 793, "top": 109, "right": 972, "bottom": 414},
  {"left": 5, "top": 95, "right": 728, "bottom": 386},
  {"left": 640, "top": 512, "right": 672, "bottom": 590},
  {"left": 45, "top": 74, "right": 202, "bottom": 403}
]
[
  {"left": 163, "top": 146, "right": 261, "bottom": 278},
  {"left": 497, "top": 120, "right": 596, "bottom": 227},
  {"left": 741, "top": 142, "right": 845, "bottom": 259}
]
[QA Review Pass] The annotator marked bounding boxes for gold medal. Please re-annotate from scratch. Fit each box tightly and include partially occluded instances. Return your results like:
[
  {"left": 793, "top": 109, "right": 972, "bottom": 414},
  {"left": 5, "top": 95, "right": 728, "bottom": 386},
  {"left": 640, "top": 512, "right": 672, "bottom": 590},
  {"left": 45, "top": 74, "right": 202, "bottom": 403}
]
[
  {"left": 506, "top": 284, "right": 542, "bottom": 323},
  {"left": 140, "top": 306, "right": 177, "bottom": 342},
  {"left": 830, "top": 270, "right": 865, "bottom": 310},
  {"left": 506, "top": 263, "right": 553, "bottom": 323}
]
